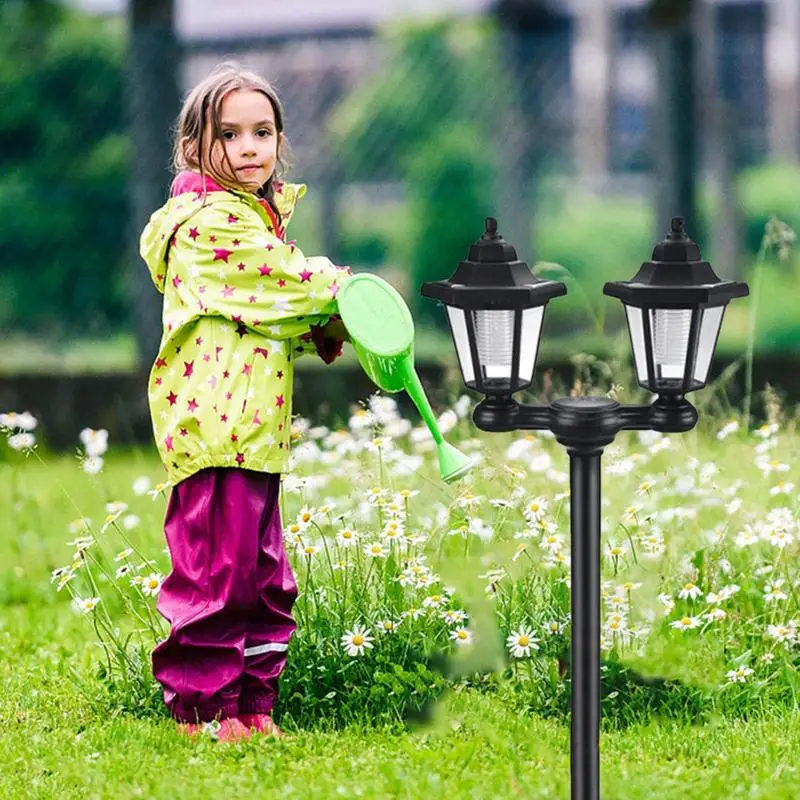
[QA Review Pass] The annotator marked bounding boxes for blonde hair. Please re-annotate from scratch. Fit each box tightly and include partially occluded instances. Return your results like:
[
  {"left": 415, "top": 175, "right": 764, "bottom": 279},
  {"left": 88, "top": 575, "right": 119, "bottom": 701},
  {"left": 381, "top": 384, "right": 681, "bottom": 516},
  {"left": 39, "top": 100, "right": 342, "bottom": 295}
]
[{"left": 172, "top": 61, "right": 294, "bottom": 221}]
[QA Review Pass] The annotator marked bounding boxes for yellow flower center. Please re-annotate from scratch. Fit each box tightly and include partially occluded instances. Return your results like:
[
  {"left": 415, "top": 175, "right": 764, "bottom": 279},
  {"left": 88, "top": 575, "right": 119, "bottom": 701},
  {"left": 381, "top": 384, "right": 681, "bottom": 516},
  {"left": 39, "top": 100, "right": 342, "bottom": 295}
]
[
  {"left": 518, "top": 635, "right": 529, "bottom": 646},
  {"left": 457, "top": 631, "right": 467, "bottom": 639},
  {"left": 352, "top": 635, "right": 363, "bottom": 646}
]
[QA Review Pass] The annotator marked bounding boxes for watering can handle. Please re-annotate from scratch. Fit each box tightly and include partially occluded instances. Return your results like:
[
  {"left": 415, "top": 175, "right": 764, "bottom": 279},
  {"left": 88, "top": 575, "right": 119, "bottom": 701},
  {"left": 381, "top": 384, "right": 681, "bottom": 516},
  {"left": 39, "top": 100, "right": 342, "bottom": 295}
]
[{"left": 398, "top": 357, "right": 444, "bottom": 446}]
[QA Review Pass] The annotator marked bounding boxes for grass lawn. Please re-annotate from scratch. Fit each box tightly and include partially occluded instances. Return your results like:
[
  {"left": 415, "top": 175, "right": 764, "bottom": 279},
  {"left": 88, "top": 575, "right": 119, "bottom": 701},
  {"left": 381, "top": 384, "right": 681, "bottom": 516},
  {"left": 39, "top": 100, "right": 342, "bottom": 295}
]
[
  {"left": 1, "top": 386, "right": 798, "bottom": 798},
  {"left": 1, "top": 596, "right": 799, "bottom": 800}
]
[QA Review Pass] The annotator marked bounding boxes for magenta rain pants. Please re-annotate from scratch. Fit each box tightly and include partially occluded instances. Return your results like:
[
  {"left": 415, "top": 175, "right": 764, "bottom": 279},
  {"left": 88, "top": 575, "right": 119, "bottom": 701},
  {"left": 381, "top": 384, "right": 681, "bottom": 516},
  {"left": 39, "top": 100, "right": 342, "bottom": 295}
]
[{"left": 152, "top": 467, "right": 298, "bottom": 723}]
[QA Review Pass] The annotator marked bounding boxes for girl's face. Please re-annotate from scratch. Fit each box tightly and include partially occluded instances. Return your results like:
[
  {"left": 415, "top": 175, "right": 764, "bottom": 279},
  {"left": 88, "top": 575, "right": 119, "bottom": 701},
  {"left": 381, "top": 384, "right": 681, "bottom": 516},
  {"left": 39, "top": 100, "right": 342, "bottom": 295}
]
[{"left": 205, "top": 89, "right": 280, "bottom": 193}]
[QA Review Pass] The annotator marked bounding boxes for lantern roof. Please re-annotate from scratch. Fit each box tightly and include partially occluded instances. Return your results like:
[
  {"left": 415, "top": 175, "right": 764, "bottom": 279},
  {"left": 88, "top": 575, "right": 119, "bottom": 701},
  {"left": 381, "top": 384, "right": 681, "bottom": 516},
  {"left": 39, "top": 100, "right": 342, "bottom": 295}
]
[
  {"left": 421, "top": 217, "right": 567, "bottom": 310},
  {"left": 603, "top": 217, "right": 749, "bottom": 308}
]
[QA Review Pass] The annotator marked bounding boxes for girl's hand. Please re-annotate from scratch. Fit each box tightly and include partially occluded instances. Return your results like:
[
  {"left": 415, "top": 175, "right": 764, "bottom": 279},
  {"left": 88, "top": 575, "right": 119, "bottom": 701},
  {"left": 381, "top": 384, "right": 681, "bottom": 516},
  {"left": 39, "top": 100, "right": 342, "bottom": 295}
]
[{"left": 323, "top": 318, "right": 350, "bottom": 342}]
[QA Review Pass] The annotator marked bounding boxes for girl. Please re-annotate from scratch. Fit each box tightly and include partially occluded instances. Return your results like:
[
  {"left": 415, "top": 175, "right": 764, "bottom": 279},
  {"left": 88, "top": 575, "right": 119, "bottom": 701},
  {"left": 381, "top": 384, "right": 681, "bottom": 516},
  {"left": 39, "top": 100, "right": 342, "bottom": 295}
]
[{"left": 139, "top": 61, "right": 352, "bottom": 741}]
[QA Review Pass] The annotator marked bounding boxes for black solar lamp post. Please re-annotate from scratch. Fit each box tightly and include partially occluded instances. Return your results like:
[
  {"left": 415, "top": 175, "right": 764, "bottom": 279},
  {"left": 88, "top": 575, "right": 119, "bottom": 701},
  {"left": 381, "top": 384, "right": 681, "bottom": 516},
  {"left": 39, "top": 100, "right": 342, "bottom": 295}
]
[{"left": 421, "top": 216, "right": 749, "bottom": 800}]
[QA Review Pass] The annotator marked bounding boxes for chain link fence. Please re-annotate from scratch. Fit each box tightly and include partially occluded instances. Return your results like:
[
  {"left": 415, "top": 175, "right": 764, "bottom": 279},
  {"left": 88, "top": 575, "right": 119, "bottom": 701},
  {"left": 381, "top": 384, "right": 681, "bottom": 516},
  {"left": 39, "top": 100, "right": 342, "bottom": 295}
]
[{"left": 0, "top": 1, "right": 786, "bottom": 367}]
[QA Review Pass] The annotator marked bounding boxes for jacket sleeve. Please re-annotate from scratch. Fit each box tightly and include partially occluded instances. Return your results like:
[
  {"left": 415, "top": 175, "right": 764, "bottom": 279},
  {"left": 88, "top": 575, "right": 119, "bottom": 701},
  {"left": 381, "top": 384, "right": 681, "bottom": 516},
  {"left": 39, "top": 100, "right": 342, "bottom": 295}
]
[{"left": 173, "top": 202, "right": 353, "bottom": 340}]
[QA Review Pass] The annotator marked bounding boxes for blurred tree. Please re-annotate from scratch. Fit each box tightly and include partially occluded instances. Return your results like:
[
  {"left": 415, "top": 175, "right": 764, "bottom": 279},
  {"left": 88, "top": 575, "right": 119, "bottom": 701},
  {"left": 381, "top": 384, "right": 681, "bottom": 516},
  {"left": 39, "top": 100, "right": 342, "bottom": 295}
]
[
  {"left": 327, "top": 20, "right": 513, "bottom": 327},
  {"left": 646, "top": 0, "right": 700, "bottom": 241},
  {"left": 406, "top": 125, "right": 494, "bottom": 329},
  {"left": 128, "top": 0, "right": 179, "bottom": 366},
  {"left": 326, "top": 21, "right": 495, "bottom": 183},
  {"left": 0, "top": 0, "right": 129, "bottom": 337}
]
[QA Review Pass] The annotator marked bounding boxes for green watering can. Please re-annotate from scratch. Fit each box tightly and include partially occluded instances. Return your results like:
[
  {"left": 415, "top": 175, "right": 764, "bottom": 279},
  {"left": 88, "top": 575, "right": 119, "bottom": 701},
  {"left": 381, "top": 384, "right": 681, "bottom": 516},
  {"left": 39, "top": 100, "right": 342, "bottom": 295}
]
[{"left": 336, "top": 273, "right": 473, "bottom": 484}]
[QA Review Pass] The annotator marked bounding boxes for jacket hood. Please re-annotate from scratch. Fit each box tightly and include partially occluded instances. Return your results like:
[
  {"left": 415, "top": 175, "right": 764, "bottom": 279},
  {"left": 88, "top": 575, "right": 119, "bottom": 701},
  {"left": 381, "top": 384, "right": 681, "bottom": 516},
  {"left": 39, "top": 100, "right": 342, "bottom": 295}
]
[{"left": 139, "top": 170, "right": 305, "bottom": 294}]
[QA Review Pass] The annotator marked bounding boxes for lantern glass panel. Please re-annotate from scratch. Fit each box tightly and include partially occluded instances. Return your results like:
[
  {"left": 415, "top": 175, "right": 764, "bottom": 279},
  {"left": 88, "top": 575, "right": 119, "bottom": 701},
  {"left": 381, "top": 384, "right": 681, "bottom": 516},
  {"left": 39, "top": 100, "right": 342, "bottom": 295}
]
[
  {"left": 692, "top": 305, "right": 725, "bottom": 384},
  {"left": 473, "top": 309, "right": 514, "bottom": 379},
  {"left": 518, "top": 306, "right": 544, "bottom": 385},
  {"left": 651, "top": 308, "right": 692, "bottom": 380},
  {"left": 623, "top": 305, "right": 648, "bottom": 383},
  {"left": 445, "top": 306, "right": 475, "bottom": 384}
]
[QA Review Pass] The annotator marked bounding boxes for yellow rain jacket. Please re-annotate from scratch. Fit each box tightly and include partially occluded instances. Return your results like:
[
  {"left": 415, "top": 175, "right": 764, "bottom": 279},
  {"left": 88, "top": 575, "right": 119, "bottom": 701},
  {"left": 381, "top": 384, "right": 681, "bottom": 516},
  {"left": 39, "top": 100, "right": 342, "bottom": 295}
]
[{"left": 139, "top": 171, "right": 352, "bottom": 484}]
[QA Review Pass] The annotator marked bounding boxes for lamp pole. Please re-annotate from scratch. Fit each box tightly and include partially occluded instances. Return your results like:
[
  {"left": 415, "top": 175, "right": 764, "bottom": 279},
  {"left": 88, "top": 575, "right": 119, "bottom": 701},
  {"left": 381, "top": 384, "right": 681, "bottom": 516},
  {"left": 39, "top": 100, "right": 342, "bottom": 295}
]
[
  {"left": 474, "top": 394, "right": 698, "bottom": 800},
  {"left": 422, "top": 217, "right": 748, "bottom": 800}
]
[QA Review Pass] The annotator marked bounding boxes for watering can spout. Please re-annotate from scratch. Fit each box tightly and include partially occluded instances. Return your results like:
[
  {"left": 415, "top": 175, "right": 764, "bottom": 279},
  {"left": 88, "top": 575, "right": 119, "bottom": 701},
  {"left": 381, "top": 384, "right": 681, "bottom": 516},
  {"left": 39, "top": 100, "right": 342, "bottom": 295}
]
[
  {"left": 397, "top": 355, "right": 473, "bottom": 483},
  {"left": 336, "top": 273, "right": 473, "bottom": 484}
]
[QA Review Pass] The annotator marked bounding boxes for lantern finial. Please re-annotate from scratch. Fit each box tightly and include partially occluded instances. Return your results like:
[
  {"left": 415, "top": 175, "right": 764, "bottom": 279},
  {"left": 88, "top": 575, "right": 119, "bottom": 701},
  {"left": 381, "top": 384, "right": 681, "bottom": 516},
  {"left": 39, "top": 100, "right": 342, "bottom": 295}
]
[
  {"left": 484, "top": 217, "right": 498, "bottom": 238},
  {"left": 669, "top": 217, "right": 686, "bottom": 237}
]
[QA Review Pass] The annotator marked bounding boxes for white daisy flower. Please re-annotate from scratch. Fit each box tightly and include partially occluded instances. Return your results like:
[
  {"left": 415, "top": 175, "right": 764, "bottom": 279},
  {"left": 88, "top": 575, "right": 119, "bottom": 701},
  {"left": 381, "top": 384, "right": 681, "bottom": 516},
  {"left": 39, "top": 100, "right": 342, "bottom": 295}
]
[
  {"left": 0, "top": 411, "right": 37, "bottom": 431},
  {"left": 147, "top": 482, "right": 171, "bottom": 500},
  {"left": 50, "top": 566, "right": 72, "bottom": 584},
  {"left": 114, "top": 548, "right": 134, "bottom": 562},
  {"left": 122, "top": 514, "right": 140, "bottom": 531},
  {"left": 140, "top": 573, "right": 163, "bottom": 597},
  {"left": 540, "top": 532, "right": 565, "bottom": 553},
  {"left": 376, "top": 619, "right": 401, "bottom": 634},
  {"left": 341, "top": 625, "right": 374, "bottom": 656},
  {"left": 82, "top": 456, "right": 104, "bottom": 475},
  {"left": 132, "top": 476, "right": 152, "bottom": 496},
  {"left": 422, "top": 593, "right": 448, "bottom": 609},
  {"left": 335, "top": 527, "right": 359, "bottom": 548},
  {"left": 296, "top": 506, "right": 317, "bottom": 529},
  {"left": 767, "top": 527, "right": 795, "bottom": 549},
  {"left": 545, "top": 620, "right": 565, "bottom": 635},
  {"left": 764, "top": 579, "right": 789, "bottom": 603},
  {"left": 449, "top": 627, "right": 474, "bottom": 646},
  {"left": 754, "top": 422, "right": 779, "bottom": 439},
  {"left": 74, "top": 596, "right": 101, "bottom": 614},
  {"left": 523, "top": 496, "right": 549, "bottom": 522},
  {"left": 670, "top": 616, "right": 701, "bottom": 630},
  {"left": 8, "top": 433, "right": 36, "bottom": 451},
  {"left": 67, "top": 536, "right": 94, "bottom": 551},
  {"left": 767, "top": 623, "right": 797, "bottom": 644},
  {"left": 658, "top": 594, "right": 675, "bottom": 617},
  {"left": 678, "top": 582, "right": 703, "bottom": 601},
  {"left": 440, "top": 608, "right": 468, "bottom": 625},
  {"left": 718, "top": 584, "right": 741, "bottom": 601},
  {"left": 79, "top": 427, "right": 108, "bottom": 457},
  {"left": 506, "top": 627, "right": 540, "bottom": 658},
  {"left": 726, "top": 665, "right": 754, "bottom": 683},
  {"left": 716, "top": 420, "right": 739, "bottom": 441},
  {"left": 364, "top": 542, "right": 388, "bottom": 559},
  {"left": 734, "top": 525, "right": 760, "bottom": 547},
  {"left": 455, "top": 491, "right": 482, "bottom": 511}
]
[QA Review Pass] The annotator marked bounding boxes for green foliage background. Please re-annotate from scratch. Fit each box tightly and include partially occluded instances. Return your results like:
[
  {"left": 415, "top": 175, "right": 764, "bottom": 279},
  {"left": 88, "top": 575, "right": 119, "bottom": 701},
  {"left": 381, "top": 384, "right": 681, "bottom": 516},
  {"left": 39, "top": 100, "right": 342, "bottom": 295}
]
[
  {"left": 0, "top": 2, "right": 128, "bottom": 337},
  {"left": 1, "top": 9, "right": 798, "bottom": 356}
]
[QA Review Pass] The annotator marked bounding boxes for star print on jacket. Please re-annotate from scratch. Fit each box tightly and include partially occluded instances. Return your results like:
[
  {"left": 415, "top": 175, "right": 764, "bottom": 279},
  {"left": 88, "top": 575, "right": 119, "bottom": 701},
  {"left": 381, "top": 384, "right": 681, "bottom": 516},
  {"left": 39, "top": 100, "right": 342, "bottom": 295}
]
[{"left": 139, "top": 170, "right": 354, "bottom": 485}]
